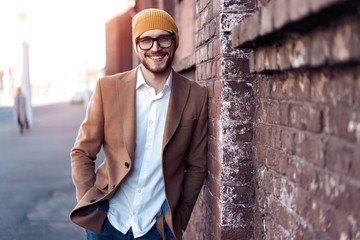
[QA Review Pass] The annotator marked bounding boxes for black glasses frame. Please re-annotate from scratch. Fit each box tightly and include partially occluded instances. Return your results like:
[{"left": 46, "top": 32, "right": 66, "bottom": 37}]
[{"left": 135, "top": 34, "right": 175, "bottom": 50}]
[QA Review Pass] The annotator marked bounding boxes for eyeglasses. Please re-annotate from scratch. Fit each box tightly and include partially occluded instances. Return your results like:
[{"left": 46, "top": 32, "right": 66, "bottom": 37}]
[{"left": 136, "top": 34, "right": 175, "bottom": 50}]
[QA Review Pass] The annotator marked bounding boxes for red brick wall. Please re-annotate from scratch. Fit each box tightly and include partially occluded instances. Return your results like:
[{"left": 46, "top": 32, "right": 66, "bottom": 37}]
[
  {"left": 181, "top": 0, "right": 258, "bottom": 239},
  {"left": 232, "top": 0, "right": 360, "bottom": 239}
]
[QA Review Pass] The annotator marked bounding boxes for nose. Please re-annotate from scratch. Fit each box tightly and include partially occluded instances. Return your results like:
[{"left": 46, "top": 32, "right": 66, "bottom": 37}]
[{"left": 151, "top": 40, "right": 161, "bottom": 51}]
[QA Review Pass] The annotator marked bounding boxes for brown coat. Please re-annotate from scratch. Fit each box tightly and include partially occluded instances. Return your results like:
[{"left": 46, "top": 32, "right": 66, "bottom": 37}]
[{"left": 70, "top": 67, "right": 208, "bottom": 239}]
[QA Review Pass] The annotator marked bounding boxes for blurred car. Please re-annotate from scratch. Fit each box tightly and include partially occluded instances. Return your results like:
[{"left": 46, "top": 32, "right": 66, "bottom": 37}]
[{"left": 70, "top": 90, "right": 93, "bottom": 105}]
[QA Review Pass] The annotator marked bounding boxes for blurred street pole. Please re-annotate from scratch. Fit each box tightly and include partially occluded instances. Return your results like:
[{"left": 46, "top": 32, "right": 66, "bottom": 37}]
[
  {"left": 22, "top": 41, "right": 33, "bottom": 126},
  {"left": 19, "top": 12, "right": 33, "bottom": 126}
]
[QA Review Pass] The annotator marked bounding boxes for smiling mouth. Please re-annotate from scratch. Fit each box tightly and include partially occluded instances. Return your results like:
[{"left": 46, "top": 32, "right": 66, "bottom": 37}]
[{"left": 148, "top": 54, "right": 166, "bottom": 62}]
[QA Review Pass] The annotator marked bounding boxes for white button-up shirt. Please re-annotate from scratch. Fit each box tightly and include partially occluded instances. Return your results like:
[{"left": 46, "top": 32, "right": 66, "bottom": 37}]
[{"left": 107, "top": 67, "right": 172, "bottom": 238}]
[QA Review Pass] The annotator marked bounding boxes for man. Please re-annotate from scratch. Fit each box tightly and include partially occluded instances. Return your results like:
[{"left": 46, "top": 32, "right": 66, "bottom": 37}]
[
  {"left": 70, "top": 8, "right": 208, "bottom": 240},
  {"left": 14, "top": 87, "right": 29, "bottom": 134}
]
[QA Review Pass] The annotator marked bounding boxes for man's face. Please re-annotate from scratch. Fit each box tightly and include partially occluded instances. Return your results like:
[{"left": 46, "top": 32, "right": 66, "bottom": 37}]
[{"left": 136, "top": 29, "right": 175, "bottom": 74}]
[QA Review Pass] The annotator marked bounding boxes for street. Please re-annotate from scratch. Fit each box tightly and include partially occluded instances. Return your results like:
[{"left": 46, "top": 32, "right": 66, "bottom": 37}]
[{"left": 0, "top": 102, "right": 86, "bottom": 240}]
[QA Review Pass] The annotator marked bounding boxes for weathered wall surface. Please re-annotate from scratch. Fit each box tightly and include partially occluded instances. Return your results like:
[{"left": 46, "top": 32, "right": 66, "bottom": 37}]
[
  {"left": 182, "top": 0, "right": 258, "bottom": 239},
  {"left": 232, "top": 0, "right": 360, "bottom": 239}
]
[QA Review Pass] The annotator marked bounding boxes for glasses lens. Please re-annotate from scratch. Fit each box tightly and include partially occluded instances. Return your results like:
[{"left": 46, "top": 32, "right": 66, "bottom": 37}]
[
  {"left": 157, "top": 35, "right": 172, "bottom": 48},
  {"left": 138, "top": 38, "right": 153, "bottom": 50}
]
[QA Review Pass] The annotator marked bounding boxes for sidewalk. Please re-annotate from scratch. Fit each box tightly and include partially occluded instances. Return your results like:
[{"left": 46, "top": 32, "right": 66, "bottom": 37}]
[{"left": 0, "top": 102, "right": 86, "bottom": 240}]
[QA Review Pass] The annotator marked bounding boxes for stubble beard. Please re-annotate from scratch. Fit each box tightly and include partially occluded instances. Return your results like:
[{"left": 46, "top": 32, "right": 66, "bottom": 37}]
[{"left": 141, "top": 51, "right": 174, "bottom": 74}]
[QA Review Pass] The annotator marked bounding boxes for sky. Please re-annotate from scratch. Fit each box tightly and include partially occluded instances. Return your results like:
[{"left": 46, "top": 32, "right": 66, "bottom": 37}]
[{"left": 0, "top": 0, "right": 129, "bottom": 87}]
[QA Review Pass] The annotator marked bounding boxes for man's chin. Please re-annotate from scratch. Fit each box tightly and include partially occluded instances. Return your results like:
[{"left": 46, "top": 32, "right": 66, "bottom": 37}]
[{"left": 143, "top": 62, "right": 170, "bottom": 74}]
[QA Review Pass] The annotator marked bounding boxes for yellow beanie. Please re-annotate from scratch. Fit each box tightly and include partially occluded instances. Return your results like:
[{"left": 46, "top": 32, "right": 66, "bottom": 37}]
[{"left": 132, "top": 8, "right": 179, "bottom": 50}]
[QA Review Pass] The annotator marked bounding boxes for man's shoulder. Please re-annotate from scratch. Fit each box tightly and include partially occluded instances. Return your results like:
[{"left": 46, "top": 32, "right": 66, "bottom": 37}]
[
  {"left": 99, "top": 68, "right": 137, "bottom": 85},
  {"left": 174, "top": 71, "right": 206, "bottom": 89}
]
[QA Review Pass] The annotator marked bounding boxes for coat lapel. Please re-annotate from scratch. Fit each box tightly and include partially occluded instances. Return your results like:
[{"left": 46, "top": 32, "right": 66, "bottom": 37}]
[
  {"left": 116, "top": 68, "right": 137, "bottom": 161},
  {"left": 163, "top": 71, "right": 190, "bottom": 149}
]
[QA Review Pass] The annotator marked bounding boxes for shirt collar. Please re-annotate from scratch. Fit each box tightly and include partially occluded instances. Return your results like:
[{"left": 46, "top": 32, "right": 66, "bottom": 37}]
[{"left": 136, "top": 65, "right": 173, "bottom": 92}]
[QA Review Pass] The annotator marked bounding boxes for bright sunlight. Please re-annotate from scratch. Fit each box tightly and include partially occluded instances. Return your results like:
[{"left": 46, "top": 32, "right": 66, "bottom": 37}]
[{"left": 0, "top": 0, "right": 130, "bottom": 105}]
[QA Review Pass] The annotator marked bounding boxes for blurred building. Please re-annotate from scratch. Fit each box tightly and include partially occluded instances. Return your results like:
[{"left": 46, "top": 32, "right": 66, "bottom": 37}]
[{"left": 106, "top": 0, "right": 360, "bottom": 239}]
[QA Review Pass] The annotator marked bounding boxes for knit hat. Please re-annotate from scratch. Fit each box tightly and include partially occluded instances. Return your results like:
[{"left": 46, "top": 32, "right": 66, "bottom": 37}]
[{"left": 132, "top": 8, "right": 179, "bottom": 50}]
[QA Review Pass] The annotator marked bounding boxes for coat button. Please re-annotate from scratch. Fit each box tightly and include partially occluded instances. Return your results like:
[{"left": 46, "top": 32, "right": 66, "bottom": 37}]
[
  {"left": 112, "top": 185, "right": 116, "bottom": 189},
  {"left": 124, "top": 162, "right": 130, "bottom": 168}
]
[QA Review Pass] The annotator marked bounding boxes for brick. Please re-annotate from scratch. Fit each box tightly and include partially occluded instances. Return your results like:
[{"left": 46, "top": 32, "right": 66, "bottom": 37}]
[
  {"left": 254, "top": 48, "right": 266, "bottom": 72},
  {"left": 222, "top": 141, "right": 253, "bottom": 165},
  {"left": 265, "top": 147, "right": 280, "bottom": 170},
  {"left": 274, "top": 0, "right": 289, "bottom": 30},
  {"left": 260, "top": 100, "right": 281, "bottom": 125},
  {"left": 280, "top": 128, "right": 295, "bottom": 154},
  {"left": 289, "top": 157, "right": 319, "bottom": 190},
  {"left": 294, "top": 71, "right": 310, "bottom": 101},
  {"left": 332, "top": 20, "right": 354, "bottom": 63},
  {"left": 289, "top": 36, "right": 310, "bottom": 69},
  {"left": 249, "top": 50, "right": 256, "bottom": 73},
  {"left": 326, "top": 107, "right": 357, "bottom": 142},
  {"left": 225, "top": 101, "right": 255, "bottom": 122},
  {"left": 220, "top": 56, "right": 249, "bottom": 76},
  {"left": 325, "top": 139, "right": 352, "bottom": 175},
  {"left": 268, "top": 126, "right": 282, "bottom": 149},
  {"left": 220, "top": 13, "right": 247, "bottom": 32},
  {"left": 238, "top": 19, "right": 250, "bottom": 46},
  {"left": 328, "top": 68, "right": 354, "bottom": 106},
  {"left": 294, "top": 132, "right": 325, "bottom": 167},
  {"left": 279, "top": 102, "right": 290, "bottom": 126},
  {"left": 310, "top": 69, "right": 330, "bottom": 104},
  {"left": 310, "top": 29, "right": 331, "bottom": 67},
  {"left": 289, "top": 0, "right": 310, "bottom": 22},
  {"left": 289, "top": 103, "right": 323, "bottom": 133},
  {"left": 259, "top": 4, "right": 273, "bottom": 36},
  {"left": 213, "top": 38, "right": 221, "bottom": 58},
  {"left": 223, "top": 0, "right": 257, "bottom": 11},
  {"left": 247, "top": 12, "right": 260, "bottom": 43},
  {"left": 257, "top": 75, "right": 272, "bottom": 98},
  {"left": 255, "top": 123, "right": 270, "bottom": 145},
  {"left": 281, "top": 72, "right": 296, "bottom": 99},
  {"left": 277, "top": 40, "right": 292, "bottom": 70},
  {"left": 265, "top": 46, "right": 278, "bottom": 70},
  {"left": 222, "top": 80, "right": 254, "bottom": 101}
]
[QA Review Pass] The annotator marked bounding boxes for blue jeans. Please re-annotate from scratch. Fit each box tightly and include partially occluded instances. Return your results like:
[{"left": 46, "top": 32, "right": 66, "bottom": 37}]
[{"left": 86, "top": 201, "right": 174, "bottom": 240}]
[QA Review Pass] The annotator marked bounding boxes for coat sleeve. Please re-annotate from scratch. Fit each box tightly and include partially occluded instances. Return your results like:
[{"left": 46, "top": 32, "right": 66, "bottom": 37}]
[
  {"left": 179, "top": 86, "right": 208, "bottom": 231},
  {"left": 71, "top": 79, "right": 105, "bottom": 201}
]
